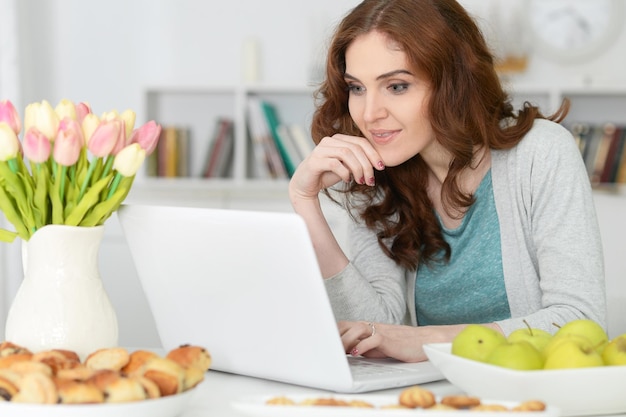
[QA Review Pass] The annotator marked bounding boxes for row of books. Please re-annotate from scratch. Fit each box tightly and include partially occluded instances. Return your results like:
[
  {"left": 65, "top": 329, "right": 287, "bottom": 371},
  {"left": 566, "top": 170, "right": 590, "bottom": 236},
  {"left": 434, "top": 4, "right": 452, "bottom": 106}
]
[
  {"left": 148, "top": 100, "right": 315, "bottom": 179},
  {"left": 147, "top": 126, "right": 191, "bottom": 178},
  {"left": 569, "top": 123, "right": 626, "bottom": 185},
  {"left": 246, "top": 97, "right": 314, "bottom": 179}
]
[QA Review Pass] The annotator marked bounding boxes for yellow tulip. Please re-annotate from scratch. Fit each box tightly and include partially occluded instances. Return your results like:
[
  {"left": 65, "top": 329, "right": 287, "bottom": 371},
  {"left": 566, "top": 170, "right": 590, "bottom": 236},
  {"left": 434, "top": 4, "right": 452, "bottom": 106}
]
[
  {"left": 0, "top": 122, "right": 20, "bottom": 161},
  {"left": 100, "top": 110, "right": 119, "bottom": 122},
  {"left": 112, "top": 143, "right": 145, "bottom": 177},
  {"left": 120, "top": 109, "right": 136, "bottom": 139},
  {"left": 82, "top": 113, "right": 100, "bottom": 143},
  {"left": 55, "top": 99, "right": 77, "bottom": 121},
  {"left": 24, "top": 100, "right": 59, "bottom": 141}
]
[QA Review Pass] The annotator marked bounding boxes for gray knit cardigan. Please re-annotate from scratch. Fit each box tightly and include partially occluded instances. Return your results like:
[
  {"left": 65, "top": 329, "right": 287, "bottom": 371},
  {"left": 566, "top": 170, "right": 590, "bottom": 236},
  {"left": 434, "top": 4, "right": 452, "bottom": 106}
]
[{"left": 324, "top": 119, "right": 607, "bottom": 335}]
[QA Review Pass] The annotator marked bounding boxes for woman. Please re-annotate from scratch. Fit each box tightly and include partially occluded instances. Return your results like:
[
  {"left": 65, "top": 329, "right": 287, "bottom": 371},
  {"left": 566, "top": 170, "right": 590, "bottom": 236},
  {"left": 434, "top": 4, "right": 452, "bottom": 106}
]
[{"left": 289, "top": 0, "right": 606, "bottom": 362}]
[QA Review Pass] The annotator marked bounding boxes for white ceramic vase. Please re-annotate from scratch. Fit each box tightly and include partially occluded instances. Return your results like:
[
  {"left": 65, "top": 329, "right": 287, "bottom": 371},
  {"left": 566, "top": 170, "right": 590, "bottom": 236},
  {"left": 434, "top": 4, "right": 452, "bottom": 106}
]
[{"left": 5, "top": 224, "right": 118, "bottom": 359}]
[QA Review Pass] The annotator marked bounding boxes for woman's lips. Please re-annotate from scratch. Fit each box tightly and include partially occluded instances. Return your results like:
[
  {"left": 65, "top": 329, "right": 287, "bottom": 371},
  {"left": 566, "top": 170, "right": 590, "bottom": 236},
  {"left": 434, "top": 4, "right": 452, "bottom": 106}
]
[{"left": 370, "top": 129, "right": 399, "bottom": 145}]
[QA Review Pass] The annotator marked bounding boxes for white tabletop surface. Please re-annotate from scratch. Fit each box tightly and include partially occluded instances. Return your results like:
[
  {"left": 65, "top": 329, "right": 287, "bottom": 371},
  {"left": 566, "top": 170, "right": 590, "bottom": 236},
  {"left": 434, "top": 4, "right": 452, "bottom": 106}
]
[
  {"left": 182, "top": 370, "right": 462, "bottom": 416},
  {"left": 180, "top": 370, "right": 626, "bottom": 417}
]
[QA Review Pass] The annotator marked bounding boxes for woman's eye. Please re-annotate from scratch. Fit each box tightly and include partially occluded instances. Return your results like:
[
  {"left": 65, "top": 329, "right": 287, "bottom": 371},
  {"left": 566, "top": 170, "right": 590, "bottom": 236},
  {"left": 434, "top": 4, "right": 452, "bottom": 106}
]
[
  {"left": 347, "top": 84, "right": 365, "bottom": 95},
  {"left": 389, "top": 83, "right": 409, "bottom": 93}
]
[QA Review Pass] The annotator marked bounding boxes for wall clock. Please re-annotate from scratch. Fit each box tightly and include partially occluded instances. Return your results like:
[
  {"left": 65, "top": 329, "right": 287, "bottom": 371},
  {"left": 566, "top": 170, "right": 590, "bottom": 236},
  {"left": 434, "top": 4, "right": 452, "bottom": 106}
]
[{"left": 526, "top": 0, "right": 624, "bottom": 63}]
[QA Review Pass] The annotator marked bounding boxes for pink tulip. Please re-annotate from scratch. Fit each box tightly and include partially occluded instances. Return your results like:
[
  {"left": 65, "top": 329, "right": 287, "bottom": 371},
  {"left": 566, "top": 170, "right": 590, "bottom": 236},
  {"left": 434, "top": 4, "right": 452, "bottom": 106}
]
[
  {"left": 110, "top": 120, "right": 128, "bottom": 155},
  {"left": 53, "top": 118, "right": 83, "bottom": 166},
  {"left": 0, "top": 100, "right": 21, "bottom": 134},
  {"left": 88, "top": 120, "right": 120, "bottom": 157},
  {"left": 75, "top": 102, "right": 92, "bottom": 124},
  {"left": 130, "top": 120, "right": 162, "bottom": 156},
  {"left": 0, "top": 122, "right": 20, "bottom": 161},
  {"left": 23, "top": 127, "right": 51, "bottom": 163}
]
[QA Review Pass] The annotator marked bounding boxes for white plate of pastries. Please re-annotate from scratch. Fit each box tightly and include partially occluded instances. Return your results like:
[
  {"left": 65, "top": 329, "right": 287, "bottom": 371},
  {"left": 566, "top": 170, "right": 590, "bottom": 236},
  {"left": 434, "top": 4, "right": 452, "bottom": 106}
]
[
  {"left": 0, "top": 341, "right": 211, "bottom": 417},
  {"left": 232, "top": 385, "right": 559, "bottom": 417}
]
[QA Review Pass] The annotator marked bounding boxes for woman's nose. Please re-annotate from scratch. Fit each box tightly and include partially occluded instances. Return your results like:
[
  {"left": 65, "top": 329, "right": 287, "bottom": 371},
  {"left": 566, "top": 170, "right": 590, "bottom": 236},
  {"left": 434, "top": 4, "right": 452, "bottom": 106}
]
[{"left": 363, "top": 93, "right": 387, "bottom": 123}]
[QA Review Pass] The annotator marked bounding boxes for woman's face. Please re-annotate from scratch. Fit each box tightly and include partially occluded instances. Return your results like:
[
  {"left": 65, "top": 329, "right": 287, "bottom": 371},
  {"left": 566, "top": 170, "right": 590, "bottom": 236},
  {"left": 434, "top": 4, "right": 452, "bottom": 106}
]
[{"left": 345, "top": 31, "right": 437, "bottom": 168}]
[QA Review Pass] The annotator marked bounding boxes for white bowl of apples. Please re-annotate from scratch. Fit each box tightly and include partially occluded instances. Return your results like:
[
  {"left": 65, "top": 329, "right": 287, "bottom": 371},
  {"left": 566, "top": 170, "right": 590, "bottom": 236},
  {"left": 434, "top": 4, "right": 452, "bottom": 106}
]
[{"left": 423, "top": 319, "right": 626, "bottom": 417}]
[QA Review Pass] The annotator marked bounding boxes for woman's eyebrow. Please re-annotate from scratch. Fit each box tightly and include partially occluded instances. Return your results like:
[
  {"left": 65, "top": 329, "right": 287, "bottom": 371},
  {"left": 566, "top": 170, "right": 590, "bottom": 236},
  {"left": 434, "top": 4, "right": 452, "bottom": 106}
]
[{"left": 344, "top": 69, "right": 413, "bottom": 81}]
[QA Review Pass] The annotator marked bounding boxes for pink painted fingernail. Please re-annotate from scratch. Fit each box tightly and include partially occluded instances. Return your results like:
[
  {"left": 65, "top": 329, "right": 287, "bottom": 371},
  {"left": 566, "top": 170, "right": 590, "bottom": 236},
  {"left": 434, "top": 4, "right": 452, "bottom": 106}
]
[
  {"left": 358, "top": 176, "right": 365, "bottom": 184},
  {"left": 377, "top": 161, "right": 385, "bottom": 169},
  {"left": 367, "top": 177, "right": 375, "bottom": 186},
  {"left": 351, "top": 348, "right": 359, "bottom": 356}
]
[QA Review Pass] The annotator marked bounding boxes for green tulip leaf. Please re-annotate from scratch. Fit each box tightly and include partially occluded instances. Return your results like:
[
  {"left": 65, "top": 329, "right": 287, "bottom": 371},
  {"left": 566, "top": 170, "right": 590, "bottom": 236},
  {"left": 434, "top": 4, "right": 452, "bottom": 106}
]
[
  {"left": 79, "top": 176, "right": 134, "bottom": 227},
  {"left": 0, "top": 228, "right": 18, "bottom": 243},
  {"left": 50, "top": 175, "right": 64, "bottom": 224},
  {"left": 64, "top": 175, "right": 112, "bottom": 226},
  {"left": 0, "top": 186, "right": 29, "bottom": 240}
]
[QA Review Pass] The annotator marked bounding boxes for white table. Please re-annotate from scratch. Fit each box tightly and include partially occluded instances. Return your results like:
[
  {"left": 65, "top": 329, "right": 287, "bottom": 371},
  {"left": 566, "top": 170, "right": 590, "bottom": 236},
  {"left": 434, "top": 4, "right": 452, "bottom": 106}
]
[
  {"left": 181, "top": 370, "right": 626, "bottom": 417},
  {"left": 181, "top": 371, "right": 461, "bottom": 416}
]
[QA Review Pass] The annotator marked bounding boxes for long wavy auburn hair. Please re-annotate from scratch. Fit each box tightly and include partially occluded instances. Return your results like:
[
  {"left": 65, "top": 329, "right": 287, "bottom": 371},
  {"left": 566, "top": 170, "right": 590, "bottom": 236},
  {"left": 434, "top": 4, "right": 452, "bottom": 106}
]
[{"left": 311, "top": 0, "right": 569, "bottom": 270}]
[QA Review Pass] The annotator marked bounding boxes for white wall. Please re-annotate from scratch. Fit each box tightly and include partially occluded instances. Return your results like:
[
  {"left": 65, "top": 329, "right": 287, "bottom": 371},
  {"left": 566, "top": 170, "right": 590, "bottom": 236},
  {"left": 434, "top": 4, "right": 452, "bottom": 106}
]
[{"left": 15, "top": 0, "right": 626, "bottom": 123}]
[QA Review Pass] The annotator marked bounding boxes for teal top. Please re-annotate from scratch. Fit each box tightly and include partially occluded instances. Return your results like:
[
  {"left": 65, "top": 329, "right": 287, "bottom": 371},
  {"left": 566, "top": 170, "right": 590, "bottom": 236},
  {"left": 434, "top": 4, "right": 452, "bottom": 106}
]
[{"left": 415, "top": 170, "right": 511, "bottom": 325}]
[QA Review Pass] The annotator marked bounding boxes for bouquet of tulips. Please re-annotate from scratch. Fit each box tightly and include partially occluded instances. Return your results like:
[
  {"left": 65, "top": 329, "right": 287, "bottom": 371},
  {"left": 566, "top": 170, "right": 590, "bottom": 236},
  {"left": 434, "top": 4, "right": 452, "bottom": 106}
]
[{"left": 0, "top": 99, "right": 162, "bottom": 243}]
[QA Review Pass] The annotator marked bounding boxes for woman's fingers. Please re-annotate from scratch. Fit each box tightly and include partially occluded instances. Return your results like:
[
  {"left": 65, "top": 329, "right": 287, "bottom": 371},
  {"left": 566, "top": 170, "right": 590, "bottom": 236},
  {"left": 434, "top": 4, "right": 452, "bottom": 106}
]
[
  {"left": 289, "top": 134, "right": 384, "bottom": 201},
  {"left": 338, "top": 321, "right": 428, "bottom": 362},
  {"left": 322, "top": 134, "right": 384, "bottom": 184}
]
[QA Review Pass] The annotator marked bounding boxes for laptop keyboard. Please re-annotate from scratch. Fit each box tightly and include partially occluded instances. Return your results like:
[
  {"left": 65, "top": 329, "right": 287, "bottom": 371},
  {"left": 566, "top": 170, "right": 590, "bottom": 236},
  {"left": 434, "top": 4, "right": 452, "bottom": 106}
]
[{"left": 348, "top": 356, "right": 412, "bottom": 377}]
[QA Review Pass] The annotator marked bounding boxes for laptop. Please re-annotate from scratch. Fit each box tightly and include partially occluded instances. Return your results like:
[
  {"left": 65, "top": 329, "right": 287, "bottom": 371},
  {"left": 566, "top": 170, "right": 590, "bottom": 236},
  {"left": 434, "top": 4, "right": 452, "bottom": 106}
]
[{"left": 117, "top": 203, "right": 444, "bottom": 393}]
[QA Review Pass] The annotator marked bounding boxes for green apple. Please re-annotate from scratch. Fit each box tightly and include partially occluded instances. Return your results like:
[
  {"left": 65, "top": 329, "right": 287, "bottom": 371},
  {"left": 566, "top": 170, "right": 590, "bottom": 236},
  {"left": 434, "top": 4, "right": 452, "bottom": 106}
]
[
  {"left": 602, "top": 334, "right": 626, "bottom": 366},
  {"left": 451, "top": 324, "right": 506, "bottom": 363},
  {"left": 542, "top": 334, "right": 593, "bottom": 360},
  {"left": 507, "top": 321, "right": 553, "bottom": 353},
  {"left": 544, "top": 335, "right": 604, "bottom": 369},
  {"left": 554, "top": 319, "right": 608, "bottom": 354},
  {"left": 486, "top": 341, "right": 544, "bottom": 370}
]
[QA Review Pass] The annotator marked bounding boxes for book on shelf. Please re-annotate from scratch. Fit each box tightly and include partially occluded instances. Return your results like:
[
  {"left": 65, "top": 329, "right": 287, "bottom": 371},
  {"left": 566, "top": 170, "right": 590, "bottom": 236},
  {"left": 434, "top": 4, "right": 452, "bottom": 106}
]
[
  {"left": 260, "top": 101, "right": 301, "bottom": 177},
  {"left": 202, "top": 117, "right": 234, "bottom": 178},
  {"left": 147, "top": 125, "right": 191, "bottom": 178},
  {"left": 287, "top": 123, "right": 315, "bottom": 160},
  {"left": 568, "top": 122, "right": 626, "bottom": 185},
  {"left": 246, "top": 97, "right": 287, "bottom": 179},
  {"left": 600, "top": 125, "right": 624, "bottom": 184},
  {"left": 247, "top": 98, "right": 316, "bottom": 179}
]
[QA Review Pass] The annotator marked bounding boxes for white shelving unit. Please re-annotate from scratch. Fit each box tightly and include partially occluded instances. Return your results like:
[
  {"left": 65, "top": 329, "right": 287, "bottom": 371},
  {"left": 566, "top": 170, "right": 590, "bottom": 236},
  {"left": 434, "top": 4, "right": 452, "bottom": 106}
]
[{"left": 144, "top": 84, "right": 317, "bottom": 183}]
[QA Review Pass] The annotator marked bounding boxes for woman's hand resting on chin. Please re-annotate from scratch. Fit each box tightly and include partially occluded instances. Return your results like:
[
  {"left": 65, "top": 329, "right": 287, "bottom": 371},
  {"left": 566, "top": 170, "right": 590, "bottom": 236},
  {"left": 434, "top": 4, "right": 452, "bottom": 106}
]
[{"left": 289, "top": 134, "right": 385, "bottom": 203}]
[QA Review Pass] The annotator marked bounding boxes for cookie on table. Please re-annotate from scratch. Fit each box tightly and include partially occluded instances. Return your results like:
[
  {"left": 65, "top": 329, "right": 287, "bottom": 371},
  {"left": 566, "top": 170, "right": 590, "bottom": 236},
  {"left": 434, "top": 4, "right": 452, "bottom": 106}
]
[
  {"left": 440, "top": 394, "right": 482, "bottom": 409},
  {"left": 398, "top": 385, "right": 436, "bottom": 408}
]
